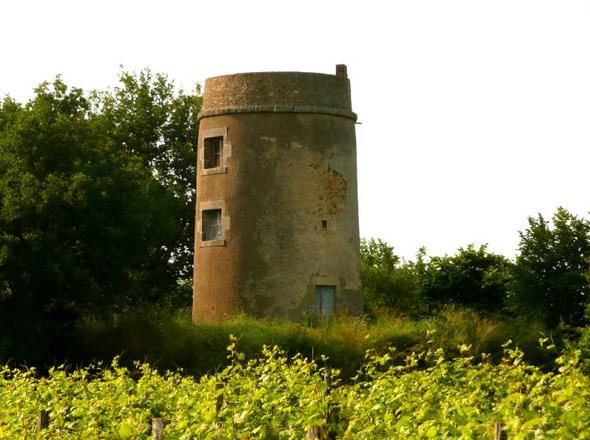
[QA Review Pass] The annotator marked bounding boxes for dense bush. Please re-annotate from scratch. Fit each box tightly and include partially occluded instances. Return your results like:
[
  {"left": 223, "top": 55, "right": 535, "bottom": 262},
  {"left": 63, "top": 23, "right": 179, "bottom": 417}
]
[
  {"left": 421, "top": 245, "right": 512, "bottom": 312},
  {"left": 361, "top": 208, "right": 590, "bottom": 330},
  {"left": 360, "top": 239, "right": 424, "bottom": 316}
]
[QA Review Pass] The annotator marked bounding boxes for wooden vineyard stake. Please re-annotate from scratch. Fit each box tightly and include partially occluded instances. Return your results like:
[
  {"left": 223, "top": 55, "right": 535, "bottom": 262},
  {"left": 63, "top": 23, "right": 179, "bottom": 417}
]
[
  {"left": 495, "top": 422, "right": 507, "bottom": 440},
  {"left": 37, "top": 410, "right": 49, "bottom": 430},
  {"left": 152, "top": 417, "right": 163, "bottom": 440}
]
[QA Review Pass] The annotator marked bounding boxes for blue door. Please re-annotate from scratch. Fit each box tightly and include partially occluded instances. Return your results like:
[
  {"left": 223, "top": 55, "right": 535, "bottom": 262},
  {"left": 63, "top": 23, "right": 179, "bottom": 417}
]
[{"left": 316, "top": 286, "right": 335, "bottom": 319}]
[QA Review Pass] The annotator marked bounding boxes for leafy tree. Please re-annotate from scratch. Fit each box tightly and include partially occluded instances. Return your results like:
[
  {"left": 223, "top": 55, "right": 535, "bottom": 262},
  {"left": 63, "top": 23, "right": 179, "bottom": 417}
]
[
  {"left": 97, "top": 70, "right": 201, "bottom": 278},
  {"left": 0, "top": 72, "right": 201, "bottom": 362},
  {"left": 508, "top": 207, "right": 590, "bottom": 327},
  {"left": 421, "top": 245, "right": 512, "bottom": 312},
  {"left": 360, "top": 239, "right": 423, "bottom": 315}
]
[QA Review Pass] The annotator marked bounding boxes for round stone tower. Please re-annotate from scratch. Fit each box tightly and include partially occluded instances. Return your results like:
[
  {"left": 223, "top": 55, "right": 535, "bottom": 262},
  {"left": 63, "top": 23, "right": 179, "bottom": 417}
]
[{"left": 193, "top": 65, "right": 362, "bottom": 321}]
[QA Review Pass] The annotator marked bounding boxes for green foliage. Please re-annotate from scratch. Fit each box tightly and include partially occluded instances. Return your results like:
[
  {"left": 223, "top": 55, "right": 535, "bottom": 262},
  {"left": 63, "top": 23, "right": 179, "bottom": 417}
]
[
  {"left": 0, "top": 341, "right": 588, "bottom": 439},
  {"left": 340, "top": 344, "right": 590, "bottom": 438},
  {"left": 508, "top": 207, "right": 590, "bottom": 327},
  {"left": 96, "top": 70, "right": 201, "bottom": 278},
  {"left": 0, "top": 345, "right": 330, "bottom": 439},
  {"left": 0, "top": 72, "right": 201, "bottom": 362},
  {"left": 70, "top": 308, "right": 552, "bottom": 379},
  {"left": 360, "top": 239, "right": 513, "bottom": 316},
  {"left": 360, "top": 239, "right": 424, "bottom": 315},
  {"left": 421, "top": 244, "right": 513, "bottom": 312}
]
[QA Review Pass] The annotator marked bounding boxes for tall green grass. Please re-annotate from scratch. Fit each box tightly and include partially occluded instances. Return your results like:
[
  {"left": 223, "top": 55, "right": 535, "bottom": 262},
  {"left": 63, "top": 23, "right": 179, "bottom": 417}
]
[{"left": 68, "top": 307, "right": 556, "bottom": 379}]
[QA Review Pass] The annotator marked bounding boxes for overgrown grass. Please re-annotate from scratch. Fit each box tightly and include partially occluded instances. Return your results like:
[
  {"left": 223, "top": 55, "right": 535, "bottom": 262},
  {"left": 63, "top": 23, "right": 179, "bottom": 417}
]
[{"left": 67, "top": 307, "right": 557, "bottom": 379}]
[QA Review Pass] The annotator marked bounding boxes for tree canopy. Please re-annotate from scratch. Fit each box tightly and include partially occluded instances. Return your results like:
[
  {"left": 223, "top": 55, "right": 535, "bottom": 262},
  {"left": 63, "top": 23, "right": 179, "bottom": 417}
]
[
  {"left": 0, "top": 71, "right": 201, "bottom": 361},
  {"left": 361, "top": 208, "right": 590, "bottom": 328},
  {"left": 421, "top": 245, "right": 512, "bottom": 312},
  {"left": 508, "top": 207, "right": 590, "bottom": 327},
  {"left": 360, "top": 239, "right": 424, "bottom": 315}
]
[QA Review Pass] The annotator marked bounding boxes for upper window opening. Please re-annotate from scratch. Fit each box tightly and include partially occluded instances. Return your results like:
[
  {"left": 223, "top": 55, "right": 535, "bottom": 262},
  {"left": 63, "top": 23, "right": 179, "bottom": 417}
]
[
  {"left": 202, "top": 209, "right": 222, "bottom": 241},
  {"left": 204, "top": 136, "right": 223, "bottom": 169}
]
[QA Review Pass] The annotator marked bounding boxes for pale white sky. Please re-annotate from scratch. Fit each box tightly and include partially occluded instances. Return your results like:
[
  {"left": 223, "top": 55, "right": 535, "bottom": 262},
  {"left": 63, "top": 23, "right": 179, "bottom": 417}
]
[{"left": 2, "top": 0, "right": 589, "bottom": 260}]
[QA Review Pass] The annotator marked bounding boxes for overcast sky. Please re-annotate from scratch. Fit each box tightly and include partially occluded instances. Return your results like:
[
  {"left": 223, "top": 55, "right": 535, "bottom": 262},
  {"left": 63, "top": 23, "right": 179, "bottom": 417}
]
[{"left": 2, "top": 0, "right": 589, "bottom": 260}]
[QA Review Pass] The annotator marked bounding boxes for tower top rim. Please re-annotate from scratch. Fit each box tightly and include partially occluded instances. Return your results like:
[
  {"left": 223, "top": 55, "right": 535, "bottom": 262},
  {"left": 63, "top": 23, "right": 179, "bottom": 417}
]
[
  {"left": 200, "top": 69, "right": 355, "bottom": 120},
  {"left": 204, "top": 70, "right": 343, "bottom": 82}
]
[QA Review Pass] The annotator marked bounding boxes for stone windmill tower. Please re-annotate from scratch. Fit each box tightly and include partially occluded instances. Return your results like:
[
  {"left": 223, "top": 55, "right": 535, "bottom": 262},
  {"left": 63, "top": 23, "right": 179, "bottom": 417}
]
[{"left": 193, "top": 65, "right": 361, "bottom": 320}]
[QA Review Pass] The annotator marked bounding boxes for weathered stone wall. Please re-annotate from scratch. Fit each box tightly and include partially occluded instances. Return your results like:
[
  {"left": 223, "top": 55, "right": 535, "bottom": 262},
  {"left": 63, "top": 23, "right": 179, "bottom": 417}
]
[{"left": 193, "top": 69, "right": 362, "bottom": 320}]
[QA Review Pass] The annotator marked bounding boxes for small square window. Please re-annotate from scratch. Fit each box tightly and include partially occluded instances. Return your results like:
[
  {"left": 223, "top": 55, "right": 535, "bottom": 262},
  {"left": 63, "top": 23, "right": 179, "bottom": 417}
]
[
  {"left": 204, "top": 136, "right": 223, "bottom": 169},
  {"left": 202, "top": 209, "right": 222, "bottom": 241}
]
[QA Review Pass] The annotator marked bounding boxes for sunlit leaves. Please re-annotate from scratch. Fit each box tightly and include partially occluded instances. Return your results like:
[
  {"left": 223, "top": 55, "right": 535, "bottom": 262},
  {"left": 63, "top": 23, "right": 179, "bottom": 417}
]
[{"left": 1, "top": 342, "right": 589, "bottom": 439}]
